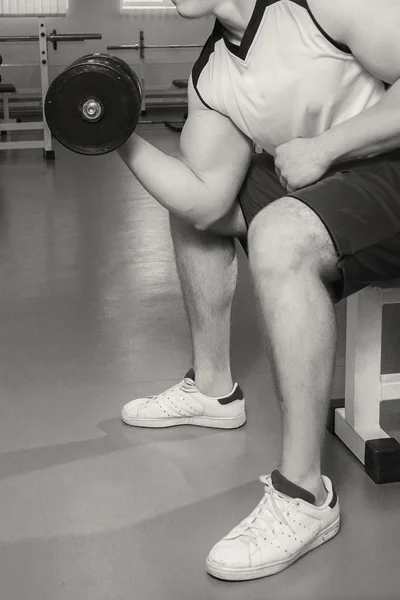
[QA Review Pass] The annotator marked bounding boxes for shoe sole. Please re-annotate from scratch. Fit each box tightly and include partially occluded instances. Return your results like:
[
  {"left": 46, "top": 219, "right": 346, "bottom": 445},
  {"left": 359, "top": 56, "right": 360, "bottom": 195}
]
[
  {"left": 121, "top": 411, "right": 247, "bottom": 429},
  {"left": 206, "top": 517, "right": 341, "bottom": 581}
]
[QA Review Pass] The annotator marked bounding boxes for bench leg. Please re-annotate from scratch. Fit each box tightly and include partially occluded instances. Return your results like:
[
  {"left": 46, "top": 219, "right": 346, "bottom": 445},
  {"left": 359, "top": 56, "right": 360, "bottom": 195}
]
[
  {"left": 1, "top": 95, "right": 13, "bottom": 136},
  {"left": 330, "top": 288, "right": 400, "bottom": 483},
  {"left": 4, "top": 95, "right": 11, "bottom": 121}
]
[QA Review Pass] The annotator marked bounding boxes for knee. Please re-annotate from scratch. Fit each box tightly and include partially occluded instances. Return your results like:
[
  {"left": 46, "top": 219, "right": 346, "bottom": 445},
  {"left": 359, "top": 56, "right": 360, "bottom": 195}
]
[{"left": 248, "top": 198, "right": 322, "bottom": 278}]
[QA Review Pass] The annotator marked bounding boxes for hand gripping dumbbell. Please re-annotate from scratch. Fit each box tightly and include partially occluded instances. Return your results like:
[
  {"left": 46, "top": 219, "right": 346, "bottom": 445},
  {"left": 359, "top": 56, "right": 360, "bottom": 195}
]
[{"left": 45, "top": 54, "right": 143, "bottom": 156}]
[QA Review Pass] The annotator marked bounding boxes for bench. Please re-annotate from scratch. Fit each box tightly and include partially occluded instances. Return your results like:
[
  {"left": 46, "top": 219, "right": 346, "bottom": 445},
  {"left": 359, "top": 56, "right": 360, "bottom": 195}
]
[{"left": 329, "top": 280, "right": 400, "bottom": 484}]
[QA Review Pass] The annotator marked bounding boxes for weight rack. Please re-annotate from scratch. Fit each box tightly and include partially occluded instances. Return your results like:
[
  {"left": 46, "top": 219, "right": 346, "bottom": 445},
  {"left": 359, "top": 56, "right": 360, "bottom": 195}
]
[
  {"left": 107, "top": 31, "right": 202, "bottom": 115},
  {"left": 0, "top": 20, "right": 102, "bottom": 159}
]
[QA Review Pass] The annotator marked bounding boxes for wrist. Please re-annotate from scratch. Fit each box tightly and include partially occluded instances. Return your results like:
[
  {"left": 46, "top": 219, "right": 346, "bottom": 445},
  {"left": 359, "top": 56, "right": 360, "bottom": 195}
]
[{"left": 313, "top": 130, "right": 342, "bottom": 167}]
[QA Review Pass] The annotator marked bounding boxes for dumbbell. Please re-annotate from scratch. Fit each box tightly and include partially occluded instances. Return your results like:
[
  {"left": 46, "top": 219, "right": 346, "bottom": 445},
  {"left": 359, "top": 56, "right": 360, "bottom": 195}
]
[{"left": 45, "top": 54, "right": 143, "bottom": 156}]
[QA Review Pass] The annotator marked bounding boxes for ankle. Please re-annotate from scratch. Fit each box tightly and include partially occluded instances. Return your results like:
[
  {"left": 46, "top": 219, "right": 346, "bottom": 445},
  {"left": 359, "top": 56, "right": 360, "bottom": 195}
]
[
  {"left": 194, "top": 368, "right": 234, "bottom": 398},
  {"left": 279, "top": 469, "right": 327, "bottom": 506}
]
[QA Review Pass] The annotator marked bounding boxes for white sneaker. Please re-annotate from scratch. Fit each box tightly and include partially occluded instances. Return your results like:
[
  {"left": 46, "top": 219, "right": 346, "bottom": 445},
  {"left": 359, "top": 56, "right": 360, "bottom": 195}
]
[
  {"left": 206, "top": 470, "right": 341, "bottom": 580},
  {"left": 121, "top": 370, "right": 246, "bottom": 429}
]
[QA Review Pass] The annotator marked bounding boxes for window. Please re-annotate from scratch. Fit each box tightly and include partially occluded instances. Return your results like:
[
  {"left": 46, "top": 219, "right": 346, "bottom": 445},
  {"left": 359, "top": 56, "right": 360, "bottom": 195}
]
[
  {"left": 0, "top": 0, "right": 68, "bottom": 15},
  {"left": 121, "top": 0, "right": 175, "bottom": 12}
]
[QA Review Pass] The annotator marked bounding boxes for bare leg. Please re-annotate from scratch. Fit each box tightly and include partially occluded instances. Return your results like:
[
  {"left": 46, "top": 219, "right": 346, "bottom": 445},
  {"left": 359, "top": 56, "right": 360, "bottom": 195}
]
[
  {"left": 248, "top": 197, "right": 341, "bottom": 505},
  {"left": 170, "top": 204, "right": 246, "bottom": 397}
]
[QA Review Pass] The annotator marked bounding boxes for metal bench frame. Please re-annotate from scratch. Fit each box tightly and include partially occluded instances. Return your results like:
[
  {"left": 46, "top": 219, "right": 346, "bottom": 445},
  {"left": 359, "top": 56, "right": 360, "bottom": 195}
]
[{"left": 330, "top": 282, "right": 400, "bottom": 484}]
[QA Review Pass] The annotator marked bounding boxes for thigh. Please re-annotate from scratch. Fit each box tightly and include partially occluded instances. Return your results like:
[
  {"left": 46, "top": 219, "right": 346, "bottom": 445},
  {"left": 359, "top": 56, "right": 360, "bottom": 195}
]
[
  {"left": 236, "top": 152, "right": 286, "bottom": 254},
  {"left": 238, "top": 150, "right": 400, "bottom": 300},
  {"left": 248, "top": 195, "right": 342, "bottom": 286},
  {"left": 290, "top": 150, "right": 400, "bottom": 299},
  {"left": 237, "top": 152, "right": 285, "bottom": 229},
  {"left": 237, "top": 153, "right": 341, "bottom": 283}
]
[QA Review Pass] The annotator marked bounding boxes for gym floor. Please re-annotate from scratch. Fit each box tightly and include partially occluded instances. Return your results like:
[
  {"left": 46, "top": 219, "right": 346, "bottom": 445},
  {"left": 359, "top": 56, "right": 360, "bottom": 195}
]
[{"left": 0, "top": 127, "right": 399, "bottom": 600}]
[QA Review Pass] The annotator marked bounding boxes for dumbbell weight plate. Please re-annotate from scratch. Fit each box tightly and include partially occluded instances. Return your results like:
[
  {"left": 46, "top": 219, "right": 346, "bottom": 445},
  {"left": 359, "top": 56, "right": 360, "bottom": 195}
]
[
  {"left": 45, "top": 58, "right": 141, "bottom": 156},
  {"left": 73, "top": 54, "right": 143, "bottom": 98}
]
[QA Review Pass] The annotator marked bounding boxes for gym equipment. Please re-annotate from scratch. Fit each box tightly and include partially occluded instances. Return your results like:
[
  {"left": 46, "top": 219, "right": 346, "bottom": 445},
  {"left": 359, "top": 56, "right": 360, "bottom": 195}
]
[
  {"left": 108, "top": 31, "right": 201, "bottom": 115},
  {"left": 0, "top": 53, "right": 16, "bottom": 134},
  {"left": 0, "top": 20, "right": 102, "bottom": 159},
  {"left": 165, "top": 79, "right": 188, "bottom": 132},
  {"left": 0, "top": 31, "right": 102, "bottom": 51},
  {"left": 107, "top": 31, "right": 202, "bottom": 56},
  {"left": 328, "top": 281, "right": 400, "bottom": 484},
  {"left": 45, "top": 54, "right": 142, "bottom": 156},
  {"left": 0, "top": 83, "right": 17, "bottom": 137}
]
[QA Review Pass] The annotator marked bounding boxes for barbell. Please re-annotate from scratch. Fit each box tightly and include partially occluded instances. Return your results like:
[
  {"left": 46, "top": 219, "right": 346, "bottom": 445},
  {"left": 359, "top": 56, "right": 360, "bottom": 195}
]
[
  {"left": 45, "top": 54, "right": 144, "bottom": 156},
  {"left": 0, "top": 32, "right": 102, "bottom": 51}
]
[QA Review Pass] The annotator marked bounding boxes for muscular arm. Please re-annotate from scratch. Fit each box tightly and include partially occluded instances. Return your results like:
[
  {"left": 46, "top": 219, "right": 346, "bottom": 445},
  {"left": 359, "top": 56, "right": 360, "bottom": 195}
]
[
  {"left": 309, "top": 0, "right": 400, "bottom": 163},
  {"left": 118, "top": 79, "right": 252, "bottom": 230}
]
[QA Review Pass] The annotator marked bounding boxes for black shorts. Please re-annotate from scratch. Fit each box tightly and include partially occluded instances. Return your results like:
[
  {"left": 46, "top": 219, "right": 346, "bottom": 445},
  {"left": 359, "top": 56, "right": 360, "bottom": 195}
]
[{"left": 237, "top": 150, "right": 400, "bottom": 299}]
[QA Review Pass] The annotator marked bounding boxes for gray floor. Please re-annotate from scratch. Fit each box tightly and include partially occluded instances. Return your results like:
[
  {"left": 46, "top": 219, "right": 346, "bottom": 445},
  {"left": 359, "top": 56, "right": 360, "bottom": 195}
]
[{"left": 0, "top": 127, "right": 399, "bottom": 600}]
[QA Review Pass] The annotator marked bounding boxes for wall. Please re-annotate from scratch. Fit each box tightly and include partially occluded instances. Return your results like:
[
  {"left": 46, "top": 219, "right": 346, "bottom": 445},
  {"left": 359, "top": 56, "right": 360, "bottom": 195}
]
[{"left": 0, "top": 0, "right": 213, "bottom": 90}]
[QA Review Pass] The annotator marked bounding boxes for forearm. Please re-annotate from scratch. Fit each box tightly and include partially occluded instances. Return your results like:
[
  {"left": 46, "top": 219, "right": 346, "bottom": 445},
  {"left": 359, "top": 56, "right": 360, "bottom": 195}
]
[
  {"left": 317, "top": 80, "right": 400, "bottom": 164},
  {"left": 118, "top": 134, "right": 213, "bottom": 228}
]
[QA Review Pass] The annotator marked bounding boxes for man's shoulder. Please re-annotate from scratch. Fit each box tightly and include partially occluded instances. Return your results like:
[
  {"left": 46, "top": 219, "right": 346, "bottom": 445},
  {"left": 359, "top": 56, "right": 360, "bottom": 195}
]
[{"left": 306, "top": 0, "right": 351, "bottom": 44}]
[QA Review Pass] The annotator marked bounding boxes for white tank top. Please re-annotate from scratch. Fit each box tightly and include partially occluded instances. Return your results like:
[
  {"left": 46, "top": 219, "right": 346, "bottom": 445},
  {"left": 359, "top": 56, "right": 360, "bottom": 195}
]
[{"left": 191, "top": 0, "right": 385, "bottom": 155}]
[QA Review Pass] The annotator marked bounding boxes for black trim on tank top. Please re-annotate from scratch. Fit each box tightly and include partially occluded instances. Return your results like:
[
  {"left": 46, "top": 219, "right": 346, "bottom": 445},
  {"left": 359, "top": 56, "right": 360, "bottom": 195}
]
[
  {"left": 290, "top": 0, "right": 351, "bottom": 54},
  {"left": 191, "top": 20, "right": 223, "bottom": 110},
  {"left": 192, "top": 0, "right": 352, "bottom": 108},
  {"left": 219, "top": 0, "right": 351, "bottom": 61},
  {"left": 221, "top": 0, "right": 270, "bottom": 60}
]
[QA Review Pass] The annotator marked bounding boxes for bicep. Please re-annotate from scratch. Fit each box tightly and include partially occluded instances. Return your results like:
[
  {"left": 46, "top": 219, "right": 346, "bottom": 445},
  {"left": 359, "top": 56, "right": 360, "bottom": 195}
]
[{"left": 179, "top": 78, "right": 252, "bottom": 218}]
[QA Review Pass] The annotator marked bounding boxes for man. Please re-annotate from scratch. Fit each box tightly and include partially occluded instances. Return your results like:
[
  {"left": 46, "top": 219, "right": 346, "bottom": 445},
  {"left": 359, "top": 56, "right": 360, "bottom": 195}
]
[{"left": 118, "top": 0, "right": 400, "bottom": 581}]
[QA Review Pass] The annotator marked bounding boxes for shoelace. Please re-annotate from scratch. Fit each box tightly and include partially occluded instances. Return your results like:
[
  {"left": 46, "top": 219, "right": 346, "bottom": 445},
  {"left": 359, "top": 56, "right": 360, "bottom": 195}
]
[
  {"left": 144, "top": 378, "right": 197, "bottom": 406},
  {"left": 235, "top": 476, "right": 297, "bottom": 545}
]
